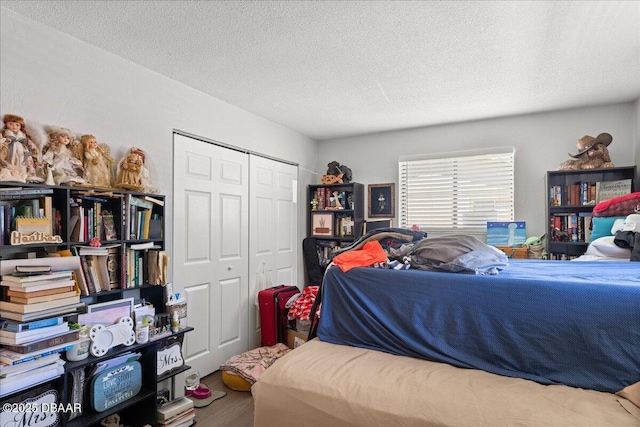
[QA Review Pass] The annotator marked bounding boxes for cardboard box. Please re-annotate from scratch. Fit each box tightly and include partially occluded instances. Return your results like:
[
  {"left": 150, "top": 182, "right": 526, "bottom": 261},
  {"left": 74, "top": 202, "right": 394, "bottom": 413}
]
[
  {"left": 286, "top": 329, "right": 308, "bottom": 349},
  {"left": 495, "top": 245, "right": 528, "bottom": 259}
]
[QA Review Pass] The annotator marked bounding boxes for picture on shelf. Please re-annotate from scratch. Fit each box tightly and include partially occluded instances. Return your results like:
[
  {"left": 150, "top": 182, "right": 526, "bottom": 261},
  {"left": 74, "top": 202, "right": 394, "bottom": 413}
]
[
  {"left": 311, "top": 212, "right": 334, "bottom": 237},
  {"left": 368, "top": 183, "right": 395, "bottom": 218}
]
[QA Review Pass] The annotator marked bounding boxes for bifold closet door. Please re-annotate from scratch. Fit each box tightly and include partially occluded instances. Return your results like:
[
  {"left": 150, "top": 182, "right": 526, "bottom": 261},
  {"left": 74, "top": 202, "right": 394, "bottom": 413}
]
[
  {"left": 248, "top": 155, "right": 299, "bottom": 349},
  {"left": 173, "top": 133, "right": 249, "bottom": 376}
]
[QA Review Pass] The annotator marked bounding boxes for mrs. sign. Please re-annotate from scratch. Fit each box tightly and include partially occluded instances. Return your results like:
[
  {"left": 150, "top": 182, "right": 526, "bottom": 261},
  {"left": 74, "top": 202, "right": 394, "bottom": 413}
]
[{"left": 157, "top": 342, "right": 184, "bottom": 376}]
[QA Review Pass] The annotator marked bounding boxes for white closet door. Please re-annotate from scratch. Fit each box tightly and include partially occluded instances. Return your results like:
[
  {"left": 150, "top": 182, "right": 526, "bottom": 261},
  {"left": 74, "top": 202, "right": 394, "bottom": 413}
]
[
  {"left": 248, "top": 155, "right": 299, "bottom": 349},
  {"left": 173, "top": 134, "right": 249, "bottom": 376}
]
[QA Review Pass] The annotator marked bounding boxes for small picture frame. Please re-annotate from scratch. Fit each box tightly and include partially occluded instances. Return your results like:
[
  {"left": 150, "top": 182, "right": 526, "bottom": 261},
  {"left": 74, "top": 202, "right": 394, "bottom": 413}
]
[
  {"left": 311, "top": 212, "right": 334, "bottom": 237},
  {"left": 79, "top": 297, "right": 134, "bottom": 326},
  {"left": 363, "top": 219, "right": 393, "bottom": 234},
  {"left": 368, "top": 183, "right": 395, "bottom": 218}
]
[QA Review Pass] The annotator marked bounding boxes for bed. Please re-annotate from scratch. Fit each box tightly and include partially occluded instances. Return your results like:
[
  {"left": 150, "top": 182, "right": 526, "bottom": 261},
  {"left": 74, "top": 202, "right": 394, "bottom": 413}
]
[{"left": 253, "top": 260, "right": 640, "bottom": 426}]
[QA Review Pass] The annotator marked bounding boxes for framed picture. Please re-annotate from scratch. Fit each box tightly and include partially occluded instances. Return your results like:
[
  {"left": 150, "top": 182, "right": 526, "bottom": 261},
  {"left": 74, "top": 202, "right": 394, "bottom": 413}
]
[
  {"left": 78, "top": 297, "right": 134, "bottom": 326},
  {"left": 311, "top": 212, "right": 334, "bottom": 237},
  {"left": 368, "top": 183, "right": 395, "bottom": 218},
  {"left": 363, "top": 219, "right": 393, "bottom": 234}
]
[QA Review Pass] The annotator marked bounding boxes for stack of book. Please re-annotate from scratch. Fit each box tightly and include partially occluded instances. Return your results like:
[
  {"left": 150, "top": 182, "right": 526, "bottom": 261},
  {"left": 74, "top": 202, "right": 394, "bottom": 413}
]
[
  {"left": 0, "top": 316, "right": 73, "bottom": 397},
  {"left": 0, "top": 268, "right": 83, "bottom": 322},
  {"left": 156, "top": 396, "right": 195, "bottom": 427}
]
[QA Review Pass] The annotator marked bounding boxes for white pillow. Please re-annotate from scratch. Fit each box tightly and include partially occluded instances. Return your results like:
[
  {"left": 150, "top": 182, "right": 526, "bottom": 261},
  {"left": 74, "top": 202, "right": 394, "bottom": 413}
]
[
  {"left": 611, "top": 218, "right": 626, "bottom": 234},
  {"left": 585, "top": 236, "right": 631, "bottom": 259}
]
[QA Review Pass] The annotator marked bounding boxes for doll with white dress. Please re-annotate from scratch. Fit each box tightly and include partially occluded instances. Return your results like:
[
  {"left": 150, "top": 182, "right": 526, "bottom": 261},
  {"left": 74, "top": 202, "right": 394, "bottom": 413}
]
[
  {"left": 1, "top": 114, "right": 40, "bottom": 182},
  {"left": 80, "top": 134, "right": 114, "bottom": 188},
  {"left": 42, "top": 126, "right": 86, "bottom": 185}
]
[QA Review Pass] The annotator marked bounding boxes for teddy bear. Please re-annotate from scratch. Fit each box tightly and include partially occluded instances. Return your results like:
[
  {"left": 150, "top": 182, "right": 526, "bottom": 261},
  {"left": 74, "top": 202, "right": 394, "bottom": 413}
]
[{"left": 557, "top": 133, "right": 615, "bottom": 171}]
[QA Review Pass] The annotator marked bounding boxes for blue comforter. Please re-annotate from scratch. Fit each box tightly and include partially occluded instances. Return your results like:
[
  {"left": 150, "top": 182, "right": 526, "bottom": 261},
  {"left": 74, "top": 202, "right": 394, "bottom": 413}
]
[{"left": 317, "top": 260, "right": 640, "bottom": 393}]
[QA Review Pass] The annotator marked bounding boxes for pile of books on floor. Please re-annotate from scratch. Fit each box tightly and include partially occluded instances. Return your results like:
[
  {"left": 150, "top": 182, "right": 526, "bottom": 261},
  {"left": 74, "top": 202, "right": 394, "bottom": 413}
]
[
  {"left": 156, "top": 396, "right": 195, "bottom": 427},
  {"left": 0, "top": 316, "right": 74, "bottom": 397}
]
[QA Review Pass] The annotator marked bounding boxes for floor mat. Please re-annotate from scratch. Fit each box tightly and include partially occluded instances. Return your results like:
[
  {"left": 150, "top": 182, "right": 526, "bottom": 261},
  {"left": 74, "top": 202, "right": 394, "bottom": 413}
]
[{"left": 187, "top": 390, "right": 227, "bottom": 408}]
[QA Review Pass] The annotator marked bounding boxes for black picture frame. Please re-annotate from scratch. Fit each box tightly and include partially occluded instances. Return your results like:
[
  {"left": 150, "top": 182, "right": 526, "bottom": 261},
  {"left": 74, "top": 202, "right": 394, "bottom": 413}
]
[{"left": 368, "top": 183, "right": 395, "bottom": 218}]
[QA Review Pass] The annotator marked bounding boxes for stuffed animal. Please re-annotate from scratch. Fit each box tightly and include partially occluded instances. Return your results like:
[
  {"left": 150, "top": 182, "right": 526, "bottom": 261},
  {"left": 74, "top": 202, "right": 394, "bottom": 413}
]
[
  {"left": 557, "top": 133, "right": 615, "bottom": 171},
  {"left": 323, "top": 161, "right": 352, "bottom": 184}
]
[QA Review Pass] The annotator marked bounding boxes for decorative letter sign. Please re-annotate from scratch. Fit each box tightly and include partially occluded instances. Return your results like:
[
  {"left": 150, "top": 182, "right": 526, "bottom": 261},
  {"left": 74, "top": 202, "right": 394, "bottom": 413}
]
[
  {"left": 0, "top": 389, "right": 60, "bottom": 427},
  {"left": 157, "top": 342, "right": 184, "bottom": 376}
]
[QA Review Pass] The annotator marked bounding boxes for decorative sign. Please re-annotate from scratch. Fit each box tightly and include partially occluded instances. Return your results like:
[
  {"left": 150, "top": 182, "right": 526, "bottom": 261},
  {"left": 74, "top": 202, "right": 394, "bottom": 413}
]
[
  {"left": 91, "top": 361, "right": 142, "bottom": 412},
  {"left": 10, "top": 231, "right": 63, "bottom": 245},
  {"left": 0, "top": 389, "right": 60, "bottom": 427},
  {"left": 157, "top": 342, "right": 184, "bottom": 376}
]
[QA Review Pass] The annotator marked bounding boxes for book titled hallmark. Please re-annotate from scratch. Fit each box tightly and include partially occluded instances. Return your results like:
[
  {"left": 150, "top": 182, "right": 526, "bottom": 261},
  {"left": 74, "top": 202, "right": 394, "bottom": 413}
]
[{"left": 596, "top": 179, "right": 632, "bottom": 204}]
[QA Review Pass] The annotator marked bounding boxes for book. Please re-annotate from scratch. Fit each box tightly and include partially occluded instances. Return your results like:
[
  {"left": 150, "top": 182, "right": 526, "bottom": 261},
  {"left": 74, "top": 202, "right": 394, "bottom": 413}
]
[
  {"left": 159, "top": 408, "right": 195, "bottom": 427},
  {"left": 130, "top": 241, "right": 155, "bottom": 250},
  {"left": 6, "top": 285, "right": 74, "bottom": 299},
  {"left": 8, "top": 289, "right": 78, "bottom": 305},
  {"left": 0, "top": 316, "right": 64, "bottom": 333},
  {"left": 0, "top": 359, "right": 64, "bottom": 383},
  {"left": 1, "top": 270, "right": 74, "bottom": 284},
  {"left": 0, "top": 340, "right": 77, "bottom": 365},
  {"left": 143, "top": 195, "right": 165, "bottom": 206},
  {"left": 0, "top": 353, "right": 60, "bottom": 376},
  {"left": 0, "top": 322, "right": 70, "bottom": 344},
  {"left": 157, "top": 397, "right": 194, "bottom": 421},
  {"left": 0, "top": 363, "right": 64, "bottom": 397},
  {"left": 14, "top": 265, "right": 52, "bottom": 274},
  {"left": 1, "top": 330, "right": 78, "bottom": 354},
  {"left": 595, "top": 179, "right": 632, "bottom": 203},
  {"left": 0, "top": 188, "right": 53, "bottom": 196},
  {"left": 0, "top": 302, "right": 84, "bottom": 322},
  {"left": 1, "top": 279, "right": 76, "bottom": 292},
  {"left": 0, "top": 295, "right": 80, "bottom": 314}
]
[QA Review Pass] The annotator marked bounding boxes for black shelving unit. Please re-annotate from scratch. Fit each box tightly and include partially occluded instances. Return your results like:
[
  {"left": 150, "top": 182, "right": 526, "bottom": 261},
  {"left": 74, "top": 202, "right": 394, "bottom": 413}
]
[{"left": 546, "top": 166, "right": 637, "bottom": 259}]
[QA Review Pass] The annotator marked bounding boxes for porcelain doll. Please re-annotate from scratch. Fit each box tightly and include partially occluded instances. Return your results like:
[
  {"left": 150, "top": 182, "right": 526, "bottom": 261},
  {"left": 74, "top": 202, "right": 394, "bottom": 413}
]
[
  {"left": 42, "top": 126, "right": 86, "bottom": 185},
  {"left": 81, "top": 134, "right": 114, "bottom": 188},
  {"left": 1, "top": 114, "right": 39, "bottom": 181},
  {"left": 0, "top": 135, "right": 27, "bottom": 182},
  {"left": 116, "top": 147, "right": 158, "bottom": 193},
  {"left": 115, "top": 148, "right": 144, "bottom": 190}
]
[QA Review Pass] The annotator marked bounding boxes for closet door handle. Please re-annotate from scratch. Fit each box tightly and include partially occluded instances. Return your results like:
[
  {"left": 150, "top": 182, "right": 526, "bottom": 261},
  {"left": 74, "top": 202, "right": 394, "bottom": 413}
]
[{"left": 228, "top": 266, "right": 233, "bottom": 271}]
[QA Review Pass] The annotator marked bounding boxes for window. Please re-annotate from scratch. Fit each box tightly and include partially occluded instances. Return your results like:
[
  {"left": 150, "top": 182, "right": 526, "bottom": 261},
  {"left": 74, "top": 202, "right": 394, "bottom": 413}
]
[{"left": 398, "top": 147, "right": 515, "bottom": 235}]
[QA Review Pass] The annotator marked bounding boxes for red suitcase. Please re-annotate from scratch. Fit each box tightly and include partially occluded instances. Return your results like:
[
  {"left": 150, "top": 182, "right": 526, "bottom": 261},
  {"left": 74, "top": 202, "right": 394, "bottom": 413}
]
[{"left": 259, "top": 285, "right": 300, "bottom": 346}]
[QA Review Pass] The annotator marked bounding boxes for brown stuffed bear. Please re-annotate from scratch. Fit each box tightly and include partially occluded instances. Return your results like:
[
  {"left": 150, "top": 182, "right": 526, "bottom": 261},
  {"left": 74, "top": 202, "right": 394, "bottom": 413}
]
[{"left": 557, "top": 133, "right": 615, "bottom": 171}]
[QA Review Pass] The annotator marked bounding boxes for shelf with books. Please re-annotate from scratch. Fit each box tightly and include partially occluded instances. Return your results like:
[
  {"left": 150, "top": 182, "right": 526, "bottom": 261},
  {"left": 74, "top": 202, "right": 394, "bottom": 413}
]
[
  {"left": 0, "top": 183, "right": 170, "bottom": 414},
  {"left": 546, "top": 166, "right": 637, "bottom": 259}
]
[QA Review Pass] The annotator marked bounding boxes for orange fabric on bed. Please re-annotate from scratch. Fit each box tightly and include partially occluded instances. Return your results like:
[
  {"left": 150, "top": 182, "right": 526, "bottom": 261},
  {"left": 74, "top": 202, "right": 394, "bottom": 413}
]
[{"left": 332, "top": 241, "right": 387, "bottom": 272}]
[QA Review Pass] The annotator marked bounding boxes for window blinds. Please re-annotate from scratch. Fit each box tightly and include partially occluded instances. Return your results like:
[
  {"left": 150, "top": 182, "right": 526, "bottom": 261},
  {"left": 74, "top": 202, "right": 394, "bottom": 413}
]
[{"left": 398, "top": 148, "right": 515, "bottom": 233}]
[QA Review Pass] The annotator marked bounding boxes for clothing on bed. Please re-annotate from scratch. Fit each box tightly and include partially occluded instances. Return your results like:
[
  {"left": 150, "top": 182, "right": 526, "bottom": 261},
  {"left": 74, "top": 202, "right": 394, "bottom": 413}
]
[
  {"left": 615, "top": 230, "right": 640, "bottom": 261},
  {"left": 407, "top": 234, "right": 509, "bottom": 274},
  {"left": 316, "top": 260, "right": 640, "bottom": 394}
]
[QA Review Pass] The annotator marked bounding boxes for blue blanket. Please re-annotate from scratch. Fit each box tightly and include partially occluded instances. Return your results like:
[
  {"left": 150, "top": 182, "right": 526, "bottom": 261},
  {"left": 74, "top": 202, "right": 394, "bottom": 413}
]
[{"left": 317, "top": 260, "right": 640, "bottom": 393}]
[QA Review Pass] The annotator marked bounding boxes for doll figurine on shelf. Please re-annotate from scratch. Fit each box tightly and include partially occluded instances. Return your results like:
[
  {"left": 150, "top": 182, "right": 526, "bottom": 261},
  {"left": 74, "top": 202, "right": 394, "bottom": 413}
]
[
  {"left": 0, "top": 135, "right": 28, "bottom": 182},
  {"left": 42, "top": 126, "right": 86, "bottom": 186},
  {"left": 1, "top": 114, "right": 40, "bottom": 182},
  {"left": 80, "top": 134, "right": 114, "bottom": 188},
  {"left": 116, "top": 147, "right": 158, "bottom": 193},
  {"left": 115, "top": 148, "right": 144, "bottom": 190}
]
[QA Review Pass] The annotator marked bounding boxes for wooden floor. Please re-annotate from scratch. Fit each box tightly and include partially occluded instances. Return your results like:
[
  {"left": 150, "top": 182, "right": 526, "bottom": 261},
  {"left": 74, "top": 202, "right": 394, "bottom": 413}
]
[{"left": 193, "top": 370, "right": 254, "bottom": 427}]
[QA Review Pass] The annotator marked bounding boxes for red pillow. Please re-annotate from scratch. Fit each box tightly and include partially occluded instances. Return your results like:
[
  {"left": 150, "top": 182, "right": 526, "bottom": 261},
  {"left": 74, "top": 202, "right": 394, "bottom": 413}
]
[{"left": 592, "top": 192, "right": 640, "bottom": 217}]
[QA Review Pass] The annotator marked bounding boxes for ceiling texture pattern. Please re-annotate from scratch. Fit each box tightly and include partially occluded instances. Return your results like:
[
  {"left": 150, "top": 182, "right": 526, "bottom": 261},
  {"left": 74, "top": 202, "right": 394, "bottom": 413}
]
[{"left": 2, "top": 1, "right": 639, "bottom": 140}]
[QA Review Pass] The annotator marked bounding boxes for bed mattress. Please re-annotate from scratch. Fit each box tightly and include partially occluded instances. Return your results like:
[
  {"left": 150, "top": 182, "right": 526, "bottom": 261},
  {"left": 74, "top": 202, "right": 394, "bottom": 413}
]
[
  {"left": 316, "top": 260, "right": 640, "bottom": 393},
  {"left": 252, "top": 339, "right": 640, "bottom": 427}
]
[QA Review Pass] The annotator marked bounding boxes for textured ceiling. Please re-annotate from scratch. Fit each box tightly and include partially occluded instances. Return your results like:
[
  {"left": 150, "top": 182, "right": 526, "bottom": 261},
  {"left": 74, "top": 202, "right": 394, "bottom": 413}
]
[{"left": 2, "top": 1, "right": 639, "bottom": 140}]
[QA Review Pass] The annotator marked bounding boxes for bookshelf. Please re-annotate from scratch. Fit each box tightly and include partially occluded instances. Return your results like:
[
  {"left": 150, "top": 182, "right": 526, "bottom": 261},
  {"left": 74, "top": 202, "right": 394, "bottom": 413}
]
[
  {"left": 545, "top": 166, "right": 637, "bottom": 259},
  {"left": 308, "top": 182, "right": 364, "bottom": 267},
  {"left": 0, "top": 182, "right": 185, "bottom": 426}
]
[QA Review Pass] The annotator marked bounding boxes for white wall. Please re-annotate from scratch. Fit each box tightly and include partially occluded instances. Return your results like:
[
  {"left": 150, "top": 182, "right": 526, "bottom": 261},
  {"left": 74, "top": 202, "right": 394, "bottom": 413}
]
[
  {"left": 0, "top": 9, "right": 318, "bottom": 284},
  {"left": 318, "top": 103, "right": 638, "bottom": 238}
]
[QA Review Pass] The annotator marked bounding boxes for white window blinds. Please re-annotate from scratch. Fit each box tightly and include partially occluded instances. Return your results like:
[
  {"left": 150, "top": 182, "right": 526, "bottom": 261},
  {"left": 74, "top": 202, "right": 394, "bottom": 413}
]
[{"left": 398, "top": 148, "right": 515, "bottom": 233}]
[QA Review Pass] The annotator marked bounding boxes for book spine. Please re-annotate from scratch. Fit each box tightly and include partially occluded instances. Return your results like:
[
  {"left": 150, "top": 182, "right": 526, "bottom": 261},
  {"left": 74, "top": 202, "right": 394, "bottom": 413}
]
[
  {"left": 0, "top": 344, "right": 73, "bottom": 366},
  {"left": 0, "top": 317, "right": 63, "bottom": 333},
  {"left": 2, "top": 331, "right": 78, "bottom": 354}
]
